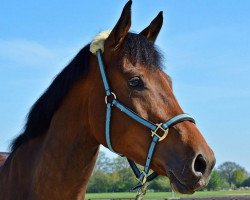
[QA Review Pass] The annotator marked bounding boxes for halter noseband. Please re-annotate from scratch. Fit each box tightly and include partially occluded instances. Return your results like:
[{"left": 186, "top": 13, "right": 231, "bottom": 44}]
[{"left": 96, "top": 49, "right": 195, "bottom": 194}]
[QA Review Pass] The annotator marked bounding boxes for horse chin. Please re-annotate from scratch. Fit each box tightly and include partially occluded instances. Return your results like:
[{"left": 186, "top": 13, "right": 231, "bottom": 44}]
[
  {"left": 167, "top": 171, "right": 195, "bottom": 194},
  {"left": 170, "top": 182, "right": 195, "bottom": 194}
]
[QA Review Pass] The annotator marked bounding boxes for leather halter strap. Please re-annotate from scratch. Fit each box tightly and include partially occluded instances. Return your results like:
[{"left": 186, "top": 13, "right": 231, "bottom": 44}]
[{"left": 96, "top": 50, "right": 195, "bottom": 190}]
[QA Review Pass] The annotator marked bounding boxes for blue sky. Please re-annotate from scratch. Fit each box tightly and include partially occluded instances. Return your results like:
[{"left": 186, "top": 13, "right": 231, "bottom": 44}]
[{"left": 0, "top": 1, "right": 250, "bottom": 171}]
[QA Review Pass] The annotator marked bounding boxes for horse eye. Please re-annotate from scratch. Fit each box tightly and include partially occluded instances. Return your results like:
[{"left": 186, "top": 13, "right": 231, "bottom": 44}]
[{"left": 128, "top": 76, "right": 144, "bottom": 90}]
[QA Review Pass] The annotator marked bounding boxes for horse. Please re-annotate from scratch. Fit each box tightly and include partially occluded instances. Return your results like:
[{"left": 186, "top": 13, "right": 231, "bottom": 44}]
[
  {"left": 0, "top": 1, "right": 215, "bottom": 199},
  {"left": 0, "top": 153, "right": 9, "bottom": 167}
]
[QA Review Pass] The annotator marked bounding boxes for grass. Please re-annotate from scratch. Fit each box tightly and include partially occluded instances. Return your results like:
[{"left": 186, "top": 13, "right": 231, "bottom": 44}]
[{"left": 86, "top": 189, "right": 250, "bottom": 199}]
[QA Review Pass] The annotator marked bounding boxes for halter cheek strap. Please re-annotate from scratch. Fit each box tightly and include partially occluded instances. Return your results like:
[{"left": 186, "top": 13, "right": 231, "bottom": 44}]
[{"left": 96, "top": 50, "right": 195, "bottom": 193}]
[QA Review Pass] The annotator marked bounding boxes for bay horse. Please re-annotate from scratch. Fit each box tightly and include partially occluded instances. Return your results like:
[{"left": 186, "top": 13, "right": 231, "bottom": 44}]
[
  {"left": 0, "top": 153, "right": 9, "bottom": 167},
  {"left": 0, "top": 1, "right": 215, "bottom": 199}
]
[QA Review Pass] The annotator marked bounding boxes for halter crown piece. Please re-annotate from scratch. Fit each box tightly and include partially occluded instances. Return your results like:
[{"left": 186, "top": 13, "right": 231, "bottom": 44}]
[{"left": 90, "top": 31, "right": 195, "bottom": 199}]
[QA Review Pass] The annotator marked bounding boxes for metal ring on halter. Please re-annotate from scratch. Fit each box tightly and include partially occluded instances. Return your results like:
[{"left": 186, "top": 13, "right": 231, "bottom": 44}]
[
  {"left": 151, "top": 123, "right": 169, "bottom": 142},
  {"left": 105, "top": 92, "right": 117, "bottom": 105},
  {"left": 137, "top": 171, "right": 147, "bottom": 185}
]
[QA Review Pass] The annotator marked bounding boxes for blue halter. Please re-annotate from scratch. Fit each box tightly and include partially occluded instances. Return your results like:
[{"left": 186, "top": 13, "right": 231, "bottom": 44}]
[{"left": 96, "top": 50, "right": 195, "bottom": 191}]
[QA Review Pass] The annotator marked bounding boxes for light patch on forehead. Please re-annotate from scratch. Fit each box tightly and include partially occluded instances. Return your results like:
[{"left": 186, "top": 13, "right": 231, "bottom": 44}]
[{"left": 89, "top": 30, "right": 111, "bottom": 54}]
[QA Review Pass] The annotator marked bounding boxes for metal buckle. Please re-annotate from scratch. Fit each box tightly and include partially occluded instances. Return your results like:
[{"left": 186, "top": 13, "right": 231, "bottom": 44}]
[
  {"left": 105, "top": 92, "right": 117, "bottom": 105},
  {"left": 151, "top": 123, "right": 169, "bottom": 141}
]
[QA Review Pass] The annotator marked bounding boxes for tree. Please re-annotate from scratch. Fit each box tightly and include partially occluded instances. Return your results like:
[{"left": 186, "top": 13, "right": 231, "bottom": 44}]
[
  {"left": 150, "top": 176, "right": 171, "bottom": 192},
  {"left": 242, "top": 177, "right": 250, "bottom": 187},
  {"left": 89, "top": 154, "right": 138, "bottom": 193},
  {"left": 110, "top": 156, "right": 137, "bottom": 192},
  {"left": 218, "top": 162, "right": 245, "bottom": 187},
  {"left": 111, "top": 156, "right": 130, "bottom": 172},
  {"left": 232, "top": 170, "right": 248, "bottom": 187},
  {"left": 110, "top": 168, "right": 137, "bottom": 192},
  {"left": 87, "top": 171, "right": 112, "bottom": 193},
  {"left": 94, "top": 151, "right": 112, "bottom": 173},
  {"left": 207, "top": 170, "right": 223, "bottom": 191}
]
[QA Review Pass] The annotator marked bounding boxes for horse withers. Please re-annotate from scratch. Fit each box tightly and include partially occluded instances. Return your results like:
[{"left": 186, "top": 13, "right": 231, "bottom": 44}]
[
  {"left": 0, "top": 153, "right": 9, "bottom": 167},
  {"left": 0, "top": 1, "right": 215, "bottom": 199}
]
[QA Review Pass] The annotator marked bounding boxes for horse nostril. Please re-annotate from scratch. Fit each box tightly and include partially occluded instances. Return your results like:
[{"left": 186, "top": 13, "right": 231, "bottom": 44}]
[{"left": 194, "top": 154, "right": 207, "bottom": 175}]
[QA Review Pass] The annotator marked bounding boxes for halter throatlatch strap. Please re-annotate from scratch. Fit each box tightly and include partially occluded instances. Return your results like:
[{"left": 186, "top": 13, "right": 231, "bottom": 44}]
[
  {"left": 97, "top": 50, "right": 111, "bottom": 96},
  {"left": 95, "top": 49, "right": 196, "bottom": 195}
]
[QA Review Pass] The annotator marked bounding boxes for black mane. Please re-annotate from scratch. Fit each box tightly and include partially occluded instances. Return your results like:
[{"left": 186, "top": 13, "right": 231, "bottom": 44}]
[
  {"left": 11, "top": 44, "right": 91, "bottom": 151},
  {"left": 11, "top": 33, "right": 162, "bottom": 152}
]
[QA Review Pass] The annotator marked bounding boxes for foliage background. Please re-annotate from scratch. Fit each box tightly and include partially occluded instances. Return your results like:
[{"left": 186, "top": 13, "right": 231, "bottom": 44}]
[{"left": 87, "top": 151, "right": 250, "bottom": 193}]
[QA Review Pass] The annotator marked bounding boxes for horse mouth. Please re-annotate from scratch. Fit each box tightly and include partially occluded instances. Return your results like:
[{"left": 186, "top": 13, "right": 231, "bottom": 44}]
[{"left": 168, "top": 171, "right": 195, "bottom": 194}]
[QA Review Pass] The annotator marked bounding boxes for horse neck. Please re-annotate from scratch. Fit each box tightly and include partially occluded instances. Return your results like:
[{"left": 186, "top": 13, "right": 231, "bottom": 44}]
[
  {"left": 7, "top": 62, "right": 101, "bottom": 200},
  {"left": 33, "top": 69, "right": 101, "bottom": 199}
]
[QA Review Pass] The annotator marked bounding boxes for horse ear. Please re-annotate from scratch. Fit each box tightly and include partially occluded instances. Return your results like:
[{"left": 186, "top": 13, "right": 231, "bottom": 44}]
[
  {"left": 140, "top": 11, "right": 163, "bottom": 43},
  {"left": 105, "top": 0, "right": 132, "bottom": 51}
]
